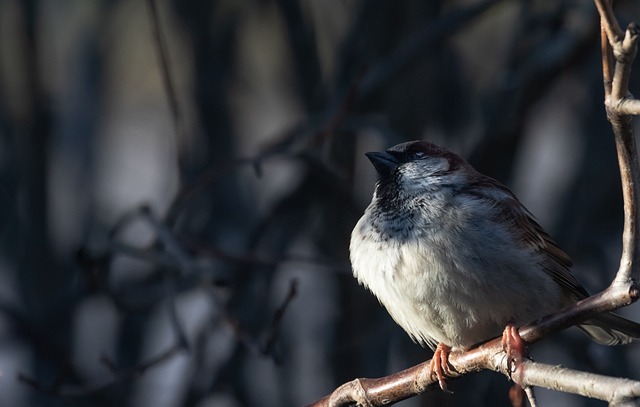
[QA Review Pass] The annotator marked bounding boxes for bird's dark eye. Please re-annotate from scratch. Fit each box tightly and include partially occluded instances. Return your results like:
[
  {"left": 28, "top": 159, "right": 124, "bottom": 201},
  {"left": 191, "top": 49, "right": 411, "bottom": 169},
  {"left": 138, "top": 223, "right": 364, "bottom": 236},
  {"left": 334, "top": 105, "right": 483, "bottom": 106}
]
[{"left": 407, "top": 151, "right": 426, "bottom": 161}]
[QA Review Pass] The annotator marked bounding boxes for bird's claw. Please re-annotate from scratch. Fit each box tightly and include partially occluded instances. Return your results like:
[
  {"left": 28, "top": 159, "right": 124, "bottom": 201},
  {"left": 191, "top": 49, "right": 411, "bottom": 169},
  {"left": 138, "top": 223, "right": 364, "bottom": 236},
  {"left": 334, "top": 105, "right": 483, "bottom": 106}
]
[
  {"left": 501, "top": 323, "right": 528, "bottom": 379},
  {"left": 429, "top": 343, "right": 454, "bottom": 393}
]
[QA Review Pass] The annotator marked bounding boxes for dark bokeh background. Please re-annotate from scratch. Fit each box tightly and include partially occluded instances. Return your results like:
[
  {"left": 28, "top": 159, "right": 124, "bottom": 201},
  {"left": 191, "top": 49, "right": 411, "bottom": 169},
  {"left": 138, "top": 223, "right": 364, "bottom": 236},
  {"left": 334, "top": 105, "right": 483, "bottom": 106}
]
[{"left": 2, "top": 0, "right": 640, "bottom": 406}]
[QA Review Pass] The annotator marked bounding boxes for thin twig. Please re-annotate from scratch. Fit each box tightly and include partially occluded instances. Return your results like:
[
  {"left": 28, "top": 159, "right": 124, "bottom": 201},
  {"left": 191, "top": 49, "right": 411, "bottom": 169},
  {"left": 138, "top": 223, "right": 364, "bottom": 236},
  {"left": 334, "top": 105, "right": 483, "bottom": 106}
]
[
  {"left": 601, "top": 24, "right": 615, "bottom": 97},
  {"left": 165, "top": 274, "right": 190, "bottom": 350},
  {"left": 524, "top": 386, "right": 538, "bottom": 407},
  {"left": 140, "top": 206, "right": 198, "bottom": 276},
  {"left": 145, "top": 0, "right": 184, "bottom": 168},
  {"left": 262, "top": 279, "right": 298, "bottom": 356},
  {"left": 594, "top": 0, "right": 624, "bottom": 44}
]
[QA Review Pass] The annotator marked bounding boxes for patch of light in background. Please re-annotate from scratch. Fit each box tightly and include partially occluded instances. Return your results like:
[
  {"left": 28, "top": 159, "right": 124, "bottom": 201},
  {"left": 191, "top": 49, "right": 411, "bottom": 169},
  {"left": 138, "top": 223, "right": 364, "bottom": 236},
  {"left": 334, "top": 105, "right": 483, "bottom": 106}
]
[
  {"left": 132, "top": 289, "right": 221, "bottom": 407},
  {"left": 512, "top": 75, "right": 584, "bottom": 229}
]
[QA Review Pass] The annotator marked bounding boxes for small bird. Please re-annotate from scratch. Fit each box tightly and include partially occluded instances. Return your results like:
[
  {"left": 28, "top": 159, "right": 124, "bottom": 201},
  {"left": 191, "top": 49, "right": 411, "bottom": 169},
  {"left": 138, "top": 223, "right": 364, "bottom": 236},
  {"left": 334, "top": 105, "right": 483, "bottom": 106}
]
[{"left": 350, "top": 140, "right": 640, "bottom": 389}]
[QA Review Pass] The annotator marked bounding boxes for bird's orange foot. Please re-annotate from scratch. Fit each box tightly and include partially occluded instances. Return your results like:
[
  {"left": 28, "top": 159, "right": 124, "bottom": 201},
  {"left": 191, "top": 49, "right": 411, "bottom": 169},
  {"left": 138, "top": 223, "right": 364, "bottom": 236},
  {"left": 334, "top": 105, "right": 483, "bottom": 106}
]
[
  {"left": 429, "top": 343, "right": 453, "bottom": 392},
  {"left": 501, "top": 323, "right": 528, "bottom": 378}
]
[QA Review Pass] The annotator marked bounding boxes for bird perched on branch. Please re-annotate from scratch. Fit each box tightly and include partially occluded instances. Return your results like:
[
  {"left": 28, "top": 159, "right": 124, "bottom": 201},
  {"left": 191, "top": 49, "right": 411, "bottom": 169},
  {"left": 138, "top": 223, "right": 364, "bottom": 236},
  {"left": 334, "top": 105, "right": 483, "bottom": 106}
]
[{"left": 350, "top": 140, "right": 640, "bottom": 390}]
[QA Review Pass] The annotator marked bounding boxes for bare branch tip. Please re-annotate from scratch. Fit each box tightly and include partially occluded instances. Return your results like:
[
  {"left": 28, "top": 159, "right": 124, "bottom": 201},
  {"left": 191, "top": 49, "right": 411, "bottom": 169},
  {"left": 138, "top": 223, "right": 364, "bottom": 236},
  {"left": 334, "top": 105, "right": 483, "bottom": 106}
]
[{"left": 623, "top": 22, "right": 640, "bottom": 49}]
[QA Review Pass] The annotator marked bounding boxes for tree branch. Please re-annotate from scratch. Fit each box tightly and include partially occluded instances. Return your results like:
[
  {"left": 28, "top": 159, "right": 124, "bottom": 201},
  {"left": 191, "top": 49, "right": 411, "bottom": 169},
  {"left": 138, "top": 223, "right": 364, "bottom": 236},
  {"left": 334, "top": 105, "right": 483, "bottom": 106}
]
[
  {"left": 595, "top": 0, "right": 640, "bottom": 286},
  {"left": 595, "top": 0, "right": 624, "bottom": 43},
  {"left": 306, "top": 282, "right": 640, "bottom": 407}
]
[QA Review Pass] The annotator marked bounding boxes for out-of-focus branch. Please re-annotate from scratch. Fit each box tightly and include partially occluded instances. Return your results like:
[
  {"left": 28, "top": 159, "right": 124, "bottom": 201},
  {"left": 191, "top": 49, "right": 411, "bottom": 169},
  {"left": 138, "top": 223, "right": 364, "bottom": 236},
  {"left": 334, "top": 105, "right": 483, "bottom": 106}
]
[
  {"left": 358, "top": 0, "right": 500, "bottom": 96},
  {"left": 26, "top": 201, "right": 302, "bottom": 399},
  {"left": 263, "top": 279, "right": 298, "bottom": 357},
  {"left": 145, "top": 0, "right": 185, "bottom": 171},
  {"left": 18, "top": 343, "right": 183, "bottom": 398},
  {"left": 110, "top": 206, "right": 301, "bottom": 357}
]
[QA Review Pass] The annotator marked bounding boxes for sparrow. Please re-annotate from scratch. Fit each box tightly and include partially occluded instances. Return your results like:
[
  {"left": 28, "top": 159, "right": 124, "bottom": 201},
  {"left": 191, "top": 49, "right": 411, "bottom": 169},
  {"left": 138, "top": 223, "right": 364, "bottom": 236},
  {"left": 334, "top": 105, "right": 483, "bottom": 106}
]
[{"left": 350, "top": 140, "right": 640, "bottom": 389}]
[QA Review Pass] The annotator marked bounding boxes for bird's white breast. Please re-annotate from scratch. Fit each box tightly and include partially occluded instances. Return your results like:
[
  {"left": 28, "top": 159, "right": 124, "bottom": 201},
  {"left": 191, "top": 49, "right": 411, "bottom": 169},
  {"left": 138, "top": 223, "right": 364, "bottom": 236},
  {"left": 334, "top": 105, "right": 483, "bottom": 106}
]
[{"left": 350, "top": 193, "right": 564, "bottom": 349}]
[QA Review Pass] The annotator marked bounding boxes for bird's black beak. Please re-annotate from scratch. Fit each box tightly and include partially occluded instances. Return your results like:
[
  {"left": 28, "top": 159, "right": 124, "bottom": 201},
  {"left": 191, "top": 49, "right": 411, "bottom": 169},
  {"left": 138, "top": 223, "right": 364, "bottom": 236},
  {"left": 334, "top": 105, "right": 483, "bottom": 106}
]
[{"left": 366, "top": 151, "right": 400, "bottom": 177}]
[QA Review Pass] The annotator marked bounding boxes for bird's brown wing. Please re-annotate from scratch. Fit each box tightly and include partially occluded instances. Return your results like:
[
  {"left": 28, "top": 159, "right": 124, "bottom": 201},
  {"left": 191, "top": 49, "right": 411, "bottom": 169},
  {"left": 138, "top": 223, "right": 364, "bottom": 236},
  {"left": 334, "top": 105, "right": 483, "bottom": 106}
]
[
  {"left": 519, "top": 211, "right": 590, "bottom": 300},
  {"left": 468, "top": 176, "right": 590, "bottom": 300}
]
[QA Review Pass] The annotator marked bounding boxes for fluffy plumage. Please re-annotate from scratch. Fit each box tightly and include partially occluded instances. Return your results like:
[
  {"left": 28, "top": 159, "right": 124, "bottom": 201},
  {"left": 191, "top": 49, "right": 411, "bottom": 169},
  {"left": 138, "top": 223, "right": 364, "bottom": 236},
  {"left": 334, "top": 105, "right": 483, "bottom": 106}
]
[{"left": 350, "top": 140, "right": 640, "bottom": 350}]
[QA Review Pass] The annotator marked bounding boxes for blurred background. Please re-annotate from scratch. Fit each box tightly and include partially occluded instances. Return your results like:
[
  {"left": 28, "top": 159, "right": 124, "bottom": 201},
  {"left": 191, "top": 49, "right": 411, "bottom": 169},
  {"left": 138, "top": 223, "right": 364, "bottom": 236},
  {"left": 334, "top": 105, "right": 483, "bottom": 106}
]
[{"left": 2, "top": 0, "right": 640, "bottom": 406}]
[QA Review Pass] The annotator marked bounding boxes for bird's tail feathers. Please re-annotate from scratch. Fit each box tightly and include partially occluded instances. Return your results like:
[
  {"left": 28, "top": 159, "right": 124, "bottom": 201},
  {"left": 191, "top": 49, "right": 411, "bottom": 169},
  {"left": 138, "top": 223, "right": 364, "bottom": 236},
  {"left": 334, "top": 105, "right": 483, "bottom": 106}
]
[{"left": 578, "top": 312, "right": 640, "bottom": 346}]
